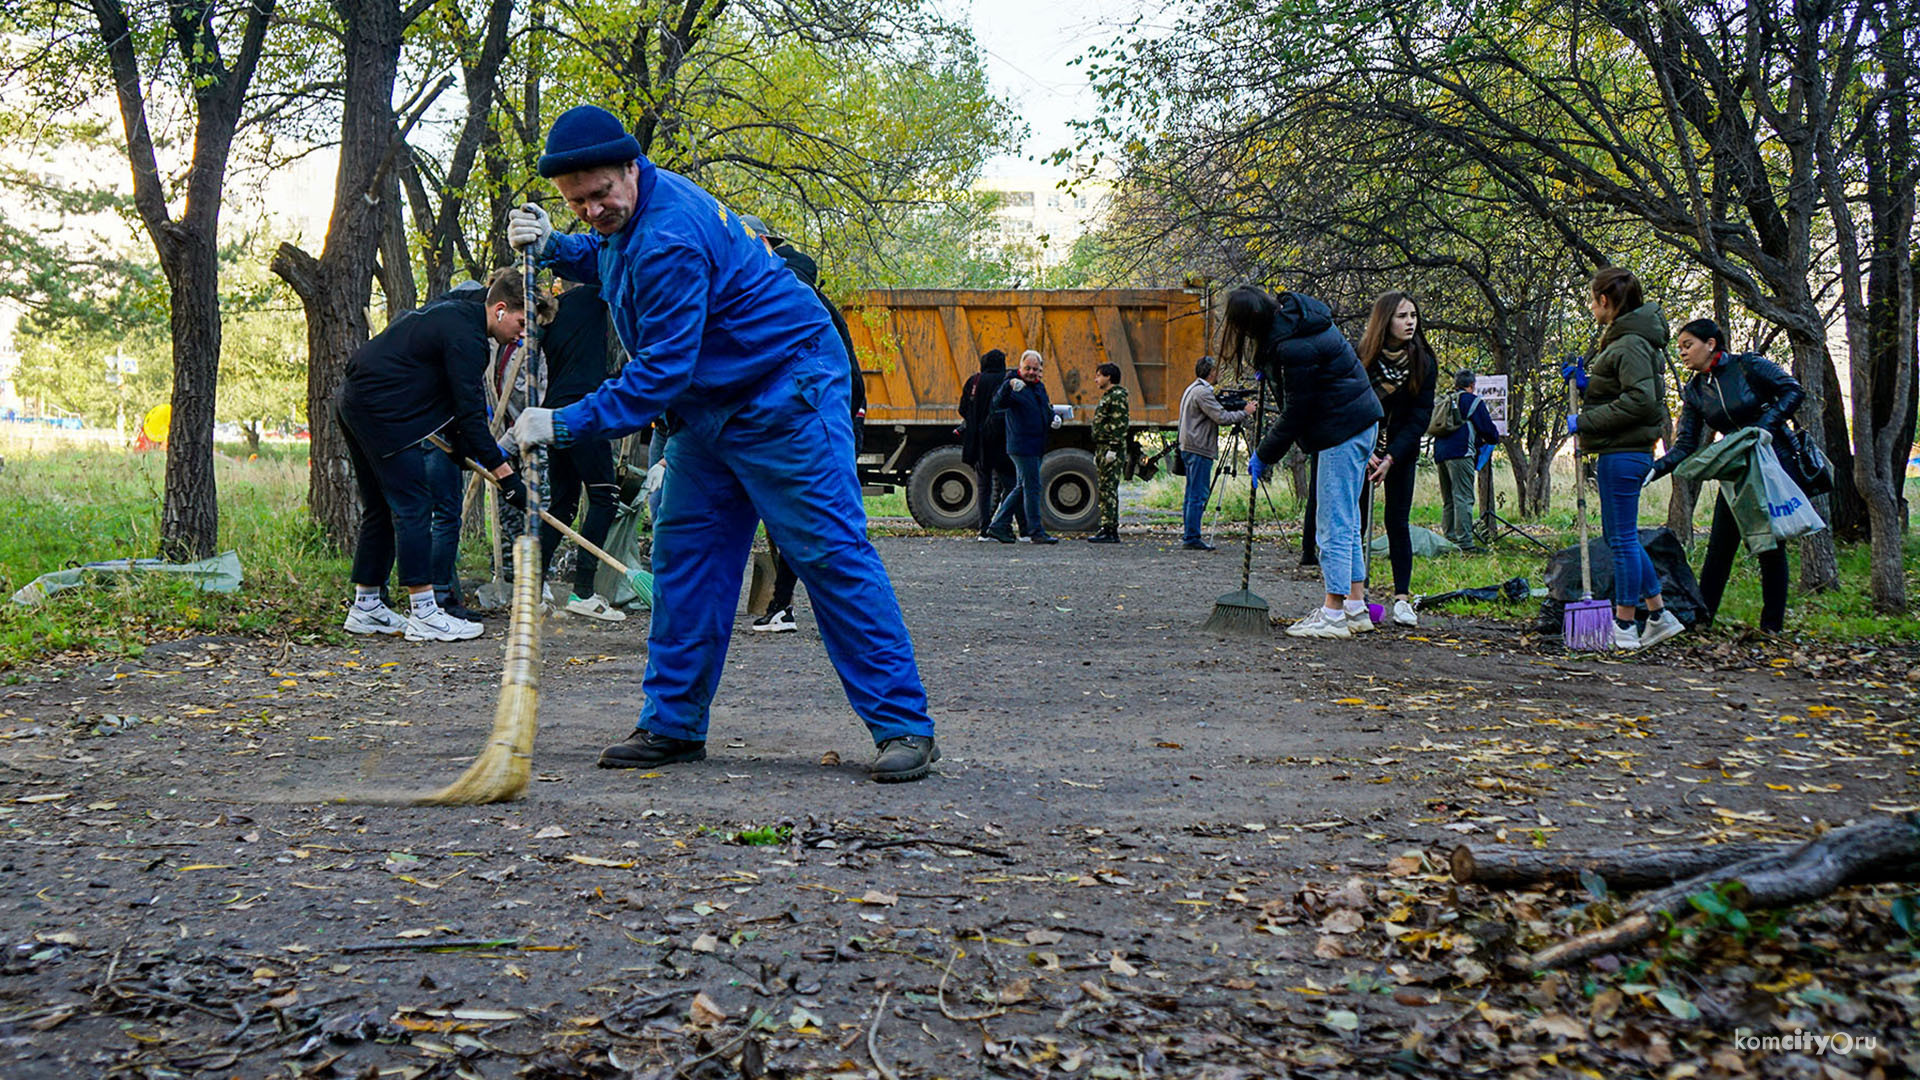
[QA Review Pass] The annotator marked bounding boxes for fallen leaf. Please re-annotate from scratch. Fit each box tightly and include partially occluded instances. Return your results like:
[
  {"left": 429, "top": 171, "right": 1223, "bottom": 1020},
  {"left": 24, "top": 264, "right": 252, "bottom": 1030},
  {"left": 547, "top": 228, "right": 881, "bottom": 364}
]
[
  {"left": 689, "top": 992, "right": 726, "bottom": 1027},
  {"left": 691, "top": 933, "right": 719, "bottom": 953},
  {"left": 1320, "top": 910, "right": 1364, "bottom": 935},
  {"left": 1109, "top": 954, "right": 1138, "bottom": 977},
  {"left": 859, "top": 890, "right": 898, "bottom": 906},
  {"left": 998, "top": 978, "right": 1033, "bottom": 1003},
  {"left": 534, "top": 825, "right": 571, "bottom": 839},
  {"left": 565, "top": 854, "right": 635, "bottom": 868},
  {"left": 1025, "top": 929, "right": 1064, "bottom": 946}
]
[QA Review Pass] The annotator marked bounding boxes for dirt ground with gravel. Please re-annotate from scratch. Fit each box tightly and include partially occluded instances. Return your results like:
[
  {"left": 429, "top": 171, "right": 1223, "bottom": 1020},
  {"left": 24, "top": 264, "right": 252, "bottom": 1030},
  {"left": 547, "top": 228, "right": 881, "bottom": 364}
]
[{"left": 2, "top": 528, "right": 1917, "bottom": 1079}]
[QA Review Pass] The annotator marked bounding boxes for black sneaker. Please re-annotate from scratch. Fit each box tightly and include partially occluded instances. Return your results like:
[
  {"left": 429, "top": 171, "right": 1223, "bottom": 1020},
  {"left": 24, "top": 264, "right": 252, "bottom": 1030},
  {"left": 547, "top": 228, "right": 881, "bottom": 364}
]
[
  {"left": 1027, "top": 534, "right": 1060, "bottom": 545},
  {"left": 1086, "top": 531, "right": 1118, "bottom": 544},
  {"left": 1182, "top": 540, "right": 1216, "bottom": 551},
  {"left": 597, "top": 729, "right": 707, "bottom": 769},
  {"left": 751, "top": 607, "right": 797, "bottom": 633},
  {"left": 870, "top": 735, "right": 940, "bottom": 783},
  {"left": 986, "top": 527, "right": 1017, "bottom": 544},
  {"left": 441, "top": 601, "right": 486, "bottom": 623}
]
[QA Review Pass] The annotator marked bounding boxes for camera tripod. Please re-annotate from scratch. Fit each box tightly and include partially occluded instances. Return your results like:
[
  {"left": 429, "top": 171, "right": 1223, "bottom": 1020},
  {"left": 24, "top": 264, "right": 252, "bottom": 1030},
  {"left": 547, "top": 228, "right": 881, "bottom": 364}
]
[{"left": 1202, "top": 423, "right": 1285, "bottom": 525}]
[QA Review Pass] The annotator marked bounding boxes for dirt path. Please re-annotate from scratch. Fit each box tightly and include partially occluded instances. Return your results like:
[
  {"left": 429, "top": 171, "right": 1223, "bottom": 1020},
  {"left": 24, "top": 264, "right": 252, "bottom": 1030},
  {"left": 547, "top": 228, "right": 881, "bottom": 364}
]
[{"left": 3, "top": 533, "right": 1915, "bottom": 1078}]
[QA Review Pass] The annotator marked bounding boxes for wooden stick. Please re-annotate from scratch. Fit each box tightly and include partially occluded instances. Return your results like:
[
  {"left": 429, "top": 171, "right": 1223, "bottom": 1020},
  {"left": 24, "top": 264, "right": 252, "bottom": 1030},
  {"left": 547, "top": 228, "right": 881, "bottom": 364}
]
[
  {"left": 1451, "top": 843, "right": 1787, "bottom": 890},
  {"left": 427, "top": 435, "right": 640, "bottom": 576}
]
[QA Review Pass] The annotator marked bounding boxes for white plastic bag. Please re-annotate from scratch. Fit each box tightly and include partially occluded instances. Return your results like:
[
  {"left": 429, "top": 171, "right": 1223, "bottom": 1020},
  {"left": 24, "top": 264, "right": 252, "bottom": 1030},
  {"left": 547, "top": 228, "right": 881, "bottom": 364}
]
[{"left": 1756, "top": 439, "right": 1826, "bottom": 541}]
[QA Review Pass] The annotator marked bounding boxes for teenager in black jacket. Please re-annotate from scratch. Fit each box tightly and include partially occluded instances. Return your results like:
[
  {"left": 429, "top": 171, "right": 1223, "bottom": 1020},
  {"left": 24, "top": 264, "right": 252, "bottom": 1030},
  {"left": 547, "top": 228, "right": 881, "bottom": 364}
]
[
  {"left": 337, "top": 268, "right": 529, "bottom": 642},
  {"left": 1647, "top": 317, "right": 1804, "bottom": 632},
  {"left": 1356, "top": 292, "right": 1438, "bottom": 628},
  {"left": 1229, "top": 287, "right": 1385, "bottom": 640}
]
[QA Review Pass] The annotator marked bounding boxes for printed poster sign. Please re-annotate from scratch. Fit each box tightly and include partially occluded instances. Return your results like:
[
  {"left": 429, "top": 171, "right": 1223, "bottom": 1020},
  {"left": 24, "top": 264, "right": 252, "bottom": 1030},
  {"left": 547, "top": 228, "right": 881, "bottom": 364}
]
[{"left": 1474, "top": 374, "right": 1509, "bottom": 436}]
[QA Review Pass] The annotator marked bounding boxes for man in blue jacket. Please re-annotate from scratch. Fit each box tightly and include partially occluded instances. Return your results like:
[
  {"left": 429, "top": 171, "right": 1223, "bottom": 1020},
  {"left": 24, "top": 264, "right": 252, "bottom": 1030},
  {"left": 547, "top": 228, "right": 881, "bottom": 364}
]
[
  {"left": 504, "top": 105, "right": 938, "bottom": 783},
  {"left": 983, "top": 350, "right": 1060, "bottom": 544},
  {"left": 1430, "top": 369, "right": 1502, "bottom": 552}
]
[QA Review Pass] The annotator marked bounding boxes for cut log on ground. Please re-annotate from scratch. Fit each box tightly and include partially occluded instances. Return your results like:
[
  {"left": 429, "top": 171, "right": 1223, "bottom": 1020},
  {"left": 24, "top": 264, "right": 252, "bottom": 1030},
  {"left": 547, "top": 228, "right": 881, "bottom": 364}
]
[
  {"left": 1451, "top": 843, "right": 1786, "bottom": 890},
  {"left": 1529, "top": 813, "right": 1920, "bottom": 972}
]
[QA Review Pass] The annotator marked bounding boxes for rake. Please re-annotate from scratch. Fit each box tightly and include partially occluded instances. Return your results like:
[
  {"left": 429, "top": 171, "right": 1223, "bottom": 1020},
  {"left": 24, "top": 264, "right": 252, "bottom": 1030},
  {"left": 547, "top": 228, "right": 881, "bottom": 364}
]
[
  {"left": 1201, "top": 378, "right": 1270, "bottom": 636},
  {"left": 1563, "top": 381, "right": 1613, "bottom": 651}
]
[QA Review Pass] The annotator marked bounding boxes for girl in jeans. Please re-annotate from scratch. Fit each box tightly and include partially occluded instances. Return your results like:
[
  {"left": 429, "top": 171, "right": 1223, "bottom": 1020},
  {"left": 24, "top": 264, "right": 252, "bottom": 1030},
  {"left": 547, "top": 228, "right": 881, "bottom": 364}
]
[
  {"left": 1356, "top": 291, "right": 1438, "bottom": 628},
  {"left": 1224, "top": 287, "right": 1384, "bottom": 640},
  {"left": 1563, "top": 267, "right": 1684, "bottom": 651},
  {"left": 1647, "top": 318, "right": 1803, "bottom": 632}
]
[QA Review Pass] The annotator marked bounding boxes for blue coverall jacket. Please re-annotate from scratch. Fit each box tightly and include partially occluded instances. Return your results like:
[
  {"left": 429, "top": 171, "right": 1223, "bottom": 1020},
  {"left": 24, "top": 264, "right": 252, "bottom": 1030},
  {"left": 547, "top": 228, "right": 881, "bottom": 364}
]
[{"left": 542, "top": 157, "right": 933, "bottom": 745}]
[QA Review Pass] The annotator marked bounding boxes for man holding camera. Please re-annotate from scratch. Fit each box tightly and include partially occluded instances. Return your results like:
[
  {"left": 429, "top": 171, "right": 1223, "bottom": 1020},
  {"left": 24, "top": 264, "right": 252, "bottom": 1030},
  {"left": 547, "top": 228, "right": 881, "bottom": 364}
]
[{"left": 1177, "top": 356, "right": 1252, "bottom": 551}]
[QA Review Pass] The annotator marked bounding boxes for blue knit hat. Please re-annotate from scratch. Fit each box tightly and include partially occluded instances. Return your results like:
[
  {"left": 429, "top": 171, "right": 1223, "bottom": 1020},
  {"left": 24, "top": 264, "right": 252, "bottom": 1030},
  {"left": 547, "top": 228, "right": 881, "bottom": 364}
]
[{"left": 537, "top": 105, "right": 642, "bottom": 178}]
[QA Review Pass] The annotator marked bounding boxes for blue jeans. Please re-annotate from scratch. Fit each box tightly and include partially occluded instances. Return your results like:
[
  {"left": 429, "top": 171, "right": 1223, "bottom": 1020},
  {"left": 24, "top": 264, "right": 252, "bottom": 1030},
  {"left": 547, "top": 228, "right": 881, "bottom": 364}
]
[
  {"left": 421, "top": 441, "right": 465, "bottom": 598},
  {"left": 1595, "top": 451, "right": 1660, "bottom": 607},
  {"left": 990, "top": 453, "right": 1046, "bottom": 538},
  {"left": 643, "top": 334, "right": 932, "bottom": 745},
  {"left": 1315, "top": 425, "right": 1375, "bottom": 596},
  {"left": 1181, "top": 452, "right": 1213, "bottom": 544}
]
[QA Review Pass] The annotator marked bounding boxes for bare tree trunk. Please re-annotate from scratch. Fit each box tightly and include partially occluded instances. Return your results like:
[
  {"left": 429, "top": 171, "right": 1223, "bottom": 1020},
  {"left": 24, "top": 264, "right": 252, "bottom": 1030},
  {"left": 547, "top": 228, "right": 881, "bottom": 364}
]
[
  {"left": 272, "top": 0, "right": 408, "bottom": 549},
  {"left": 1664, "top": 474, "right": 1699, "bottom": 543}
]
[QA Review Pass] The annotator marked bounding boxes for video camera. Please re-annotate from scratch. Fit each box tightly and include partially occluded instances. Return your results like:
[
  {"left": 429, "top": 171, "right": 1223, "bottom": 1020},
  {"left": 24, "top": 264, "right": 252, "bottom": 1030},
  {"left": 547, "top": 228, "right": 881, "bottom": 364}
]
[{"left": 1215, "top": 386, "right": 1256, "bottom": 412}]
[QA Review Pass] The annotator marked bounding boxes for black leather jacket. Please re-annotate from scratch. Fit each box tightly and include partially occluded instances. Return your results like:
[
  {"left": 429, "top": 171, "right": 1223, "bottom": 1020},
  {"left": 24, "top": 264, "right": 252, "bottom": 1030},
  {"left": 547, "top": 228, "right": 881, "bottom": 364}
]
[{"left": 1651, "top": 351, "right": 1803, "bottom": 479}]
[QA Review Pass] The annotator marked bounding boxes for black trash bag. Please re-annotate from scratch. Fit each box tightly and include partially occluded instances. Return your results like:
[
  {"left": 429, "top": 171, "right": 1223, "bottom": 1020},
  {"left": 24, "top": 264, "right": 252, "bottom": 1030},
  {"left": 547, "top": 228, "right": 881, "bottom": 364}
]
[
  {"left": 1419, "top": 576, "right": 1531, "bottom": 610},
  {"left": 1534, "top": 527, "right": 1708, "bottom": 634}
]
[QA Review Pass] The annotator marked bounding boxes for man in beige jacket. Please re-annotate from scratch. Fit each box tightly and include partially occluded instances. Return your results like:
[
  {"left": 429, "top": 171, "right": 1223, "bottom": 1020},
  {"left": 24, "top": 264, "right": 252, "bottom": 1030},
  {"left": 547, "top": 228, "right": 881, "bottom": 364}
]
[{"left": 1177, "top": 356, "right": 1252, "bottom": 550}]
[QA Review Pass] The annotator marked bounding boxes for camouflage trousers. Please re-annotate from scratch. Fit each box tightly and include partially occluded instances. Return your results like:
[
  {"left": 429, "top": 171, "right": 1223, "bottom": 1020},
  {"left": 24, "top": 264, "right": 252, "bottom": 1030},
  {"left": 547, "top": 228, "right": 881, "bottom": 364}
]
[{"left": 1096, "top": 449, "right": 1123, "bottom": 534}]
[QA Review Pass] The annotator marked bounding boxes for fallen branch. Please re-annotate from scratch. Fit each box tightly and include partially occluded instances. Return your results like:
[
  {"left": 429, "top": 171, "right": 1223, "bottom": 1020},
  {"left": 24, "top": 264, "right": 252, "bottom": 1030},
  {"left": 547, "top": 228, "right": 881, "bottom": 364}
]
[
  {"left": 936, "top": 948, "right": 1005, "bottom": 1022},
  {"left": 1531, "top": 813, "right": 1920, "bottom": 972},
  {"left": 869, "top": 991, "right": 900, "bottom": 1080},
  {"left": 339, "top": 937, "right": 523, "bottom": 953},
  {"left": 1451, "top": 842, "right": 1785, "bottom": 890}
]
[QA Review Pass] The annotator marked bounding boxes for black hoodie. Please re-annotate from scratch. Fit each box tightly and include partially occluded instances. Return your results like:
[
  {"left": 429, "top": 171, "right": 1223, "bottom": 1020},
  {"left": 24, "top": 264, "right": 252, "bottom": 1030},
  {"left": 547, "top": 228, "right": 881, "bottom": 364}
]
[
  {"left": 961, "top": 349, "right": 1011, "bottom": 468},
  {"left": 1253, "top": 292, "right": 1385, "bottom": 465}
]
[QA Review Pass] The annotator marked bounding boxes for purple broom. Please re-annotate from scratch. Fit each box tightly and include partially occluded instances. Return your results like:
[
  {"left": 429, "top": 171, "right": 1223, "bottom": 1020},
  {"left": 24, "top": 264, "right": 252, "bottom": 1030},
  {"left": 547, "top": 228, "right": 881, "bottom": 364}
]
[{"left": 1564, "top": 383, "right": 1613, "bottom": 650}]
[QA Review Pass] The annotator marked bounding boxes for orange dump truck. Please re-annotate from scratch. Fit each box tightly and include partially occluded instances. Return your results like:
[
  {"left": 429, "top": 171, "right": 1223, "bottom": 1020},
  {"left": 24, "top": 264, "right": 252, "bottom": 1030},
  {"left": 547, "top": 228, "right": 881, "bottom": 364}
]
[{"left": 844, "top": 288, "right": 1211, "bottom": 531}]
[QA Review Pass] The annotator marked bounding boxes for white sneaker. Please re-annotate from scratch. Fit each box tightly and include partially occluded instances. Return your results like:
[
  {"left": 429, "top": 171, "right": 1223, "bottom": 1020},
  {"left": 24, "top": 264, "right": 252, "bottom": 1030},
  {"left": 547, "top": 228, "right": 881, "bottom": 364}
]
[
  {"left": 752, "top": 607, "right": 797, "bottom": 633},
  {"left": 1392, "top": 599, "right": 1418, "bottom": 627},
  {"left": 565, "top": 593, "right": 628, "bottom": 622},
  {"left": 404, "top": 608, "right": 484, "bottom": 642},
  {"left": 343, "top": 603, "right": 405, "bottom": 636},
  {"left": 1612, "top": 622, "right": 1642, "bottom": 651},
  {"left": 1638, "top": 610, "right": 1685, "bottom": 648},
  {"left": 1286, "top": 608, "right": 1351, "bottom": 639},
  {"left": 1345, "top": 607, "right": 1376, "bottom": 633}
]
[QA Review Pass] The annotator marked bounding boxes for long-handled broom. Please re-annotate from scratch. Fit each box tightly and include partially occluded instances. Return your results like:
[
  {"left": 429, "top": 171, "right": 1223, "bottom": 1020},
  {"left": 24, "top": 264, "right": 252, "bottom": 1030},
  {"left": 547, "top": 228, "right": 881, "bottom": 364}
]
[
  {"left": 427, "top": 433, "right": 655, "bottom": 608},
  {"left": 414, "top": 250, "right": 550, "bottom": 806},
  {"left": 1563, "top": 381, "right": 1613, "bottom": 651},
  {"left": 1201, "top": 379, "right": 1270, "bottom": 635}
]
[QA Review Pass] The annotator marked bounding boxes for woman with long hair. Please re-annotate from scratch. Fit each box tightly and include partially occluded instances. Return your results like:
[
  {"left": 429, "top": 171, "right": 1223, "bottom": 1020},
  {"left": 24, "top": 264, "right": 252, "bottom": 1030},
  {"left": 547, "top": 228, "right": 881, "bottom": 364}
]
[
  {"left": 1647, "top": 318, "right": 1803, "bottom": 632},
  {"left": 1564, "top": 267, "right": 1684, "bottom": 651},
  {"left": 1355, "top": 292, "right": 1438, "bottom": 627},
  {"left": 1226, "top": 286, "right": 1385, "bottom": 639}
]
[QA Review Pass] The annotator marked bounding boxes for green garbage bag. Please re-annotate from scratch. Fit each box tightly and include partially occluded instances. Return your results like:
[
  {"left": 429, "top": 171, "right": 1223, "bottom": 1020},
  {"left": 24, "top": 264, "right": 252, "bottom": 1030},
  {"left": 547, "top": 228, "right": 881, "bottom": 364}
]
[
  {"left": 11, "top": 550, "right": 244, "bottom": 606},
  {"left": 592, "top": 493, "right": 652, "bottom": 608},
  {"left": 1368, "top": 525, "right": 1459, "bottom": 557}
]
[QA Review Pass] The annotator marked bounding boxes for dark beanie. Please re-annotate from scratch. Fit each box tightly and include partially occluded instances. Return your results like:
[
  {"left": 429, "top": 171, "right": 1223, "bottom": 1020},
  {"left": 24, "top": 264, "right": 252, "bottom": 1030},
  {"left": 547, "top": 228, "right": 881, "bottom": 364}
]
[
  {"left": 538, "top": 105, "right": 642, "bottom": 178},
  {"left": 980, "top": 348, "right": 1006, "bottom": 372}
]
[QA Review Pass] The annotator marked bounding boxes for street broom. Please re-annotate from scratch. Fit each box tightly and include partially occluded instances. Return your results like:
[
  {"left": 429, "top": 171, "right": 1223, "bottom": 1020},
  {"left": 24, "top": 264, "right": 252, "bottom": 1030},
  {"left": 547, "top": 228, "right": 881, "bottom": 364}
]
[
  {"left": 415, "top": 250, "right": 550, "bottom": 806},
  {"left": 1202, "top": 378, "right": 1269, "bottom": 636},
  {"left": 1563, "top": 381, "right": 1613, "bottom": 651}
]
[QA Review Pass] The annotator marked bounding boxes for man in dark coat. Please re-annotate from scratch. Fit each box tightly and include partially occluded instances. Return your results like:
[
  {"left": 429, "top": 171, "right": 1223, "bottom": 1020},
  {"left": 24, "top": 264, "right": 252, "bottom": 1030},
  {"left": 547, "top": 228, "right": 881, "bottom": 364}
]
[
  {"left": 337, "top": 267, "right": 529, "bottom": 642},
  {"left": 984, "top": 350, "right": 1059, "bottom": 544},
  {"left": 959, "top": 349, "right": 1011, "bottom": 538}
]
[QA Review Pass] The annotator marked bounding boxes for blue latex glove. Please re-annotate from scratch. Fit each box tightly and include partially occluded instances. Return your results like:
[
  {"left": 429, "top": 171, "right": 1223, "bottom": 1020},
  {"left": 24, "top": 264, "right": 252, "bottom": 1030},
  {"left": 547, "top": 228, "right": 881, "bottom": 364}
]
[
  {"left": 1567, "top": 416, "right": 1580, "bottom": 434},
  {"left": 1475, "top": 443, "right": 1495, "bottom": 472},
  {"left": 1248, "top": 455, "right": 1266, "bottom": 486},
  {"left": 1560, "top": 356, "right": 1588, "bottom": 390}
]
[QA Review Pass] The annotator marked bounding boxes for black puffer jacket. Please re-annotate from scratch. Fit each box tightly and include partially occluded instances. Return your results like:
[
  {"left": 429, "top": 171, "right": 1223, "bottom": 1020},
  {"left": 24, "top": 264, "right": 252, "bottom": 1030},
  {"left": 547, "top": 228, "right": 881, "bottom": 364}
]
[
  {"left": 1650, "top": 351, "right": 1804, "bottom": 480},
  {"left": 1253, "top": 292, "right": 1385, "bottom": 465},
  {"left": 336, "top": 298, "right": 504, "bottom": 469}
]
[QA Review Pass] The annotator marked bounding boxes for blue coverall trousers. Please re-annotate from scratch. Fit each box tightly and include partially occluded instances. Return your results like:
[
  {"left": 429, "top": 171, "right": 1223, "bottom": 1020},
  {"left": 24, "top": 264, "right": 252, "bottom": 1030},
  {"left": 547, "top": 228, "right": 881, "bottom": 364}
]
[{"left": 637, "top": 334, "right": 934, "bottom": 746}]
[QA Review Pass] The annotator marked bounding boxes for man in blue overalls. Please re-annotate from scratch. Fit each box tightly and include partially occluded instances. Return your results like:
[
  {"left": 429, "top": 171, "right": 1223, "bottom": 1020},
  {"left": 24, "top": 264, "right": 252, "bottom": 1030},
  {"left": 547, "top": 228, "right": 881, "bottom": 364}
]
[{"left": 506, "top": 105, "right": 939, "bottom": 782}]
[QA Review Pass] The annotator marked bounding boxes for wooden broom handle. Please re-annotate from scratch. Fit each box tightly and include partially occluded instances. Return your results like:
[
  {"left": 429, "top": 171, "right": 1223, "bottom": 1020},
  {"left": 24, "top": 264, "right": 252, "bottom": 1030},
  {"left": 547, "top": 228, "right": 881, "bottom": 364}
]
[{"left": 426, "top": 435, "right": 637, "bottom": 576}]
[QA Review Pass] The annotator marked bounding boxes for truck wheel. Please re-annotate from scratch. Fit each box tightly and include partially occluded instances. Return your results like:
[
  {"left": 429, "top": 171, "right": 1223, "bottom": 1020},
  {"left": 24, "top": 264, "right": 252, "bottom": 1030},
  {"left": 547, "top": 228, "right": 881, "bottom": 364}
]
[
  {"left": 905, "top": 446, "right": 980, "bottom": 531},
  {"left": 1040, "top": 448, "right": 1100, "bottom": 533}
]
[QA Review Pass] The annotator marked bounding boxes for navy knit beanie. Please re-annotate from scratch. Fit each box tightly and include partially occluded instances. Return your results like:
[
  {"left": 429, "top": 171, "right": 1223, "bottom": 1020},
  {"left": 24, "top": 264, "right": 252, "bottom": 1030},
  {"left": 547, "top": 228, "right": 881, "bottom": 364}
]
[{"left": 537, "top": 105, "right": 642, "bottom": 178}]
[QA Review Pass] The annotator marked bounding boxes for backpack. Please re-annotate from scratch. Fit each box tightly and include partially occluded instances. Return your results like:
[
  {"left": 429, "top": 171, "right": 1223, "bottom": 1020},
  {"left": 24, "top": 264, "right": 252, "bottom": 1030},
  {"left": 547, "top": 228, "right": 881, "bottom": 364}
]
[{"left": 1427, "top": 391, "right": 1466, "bottom": 437}]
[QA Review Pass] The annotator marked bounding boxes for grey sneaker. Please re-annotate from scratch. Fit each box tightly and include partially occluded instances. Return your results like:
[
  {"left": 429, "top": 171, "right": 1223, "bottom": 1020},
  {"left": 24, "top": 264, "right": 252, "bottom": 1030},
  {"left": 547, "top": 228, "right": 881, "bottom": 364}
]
[
  {"left": 1638, "top": 610, "right": 1685, "bottom": 649},
  {"left": 1345, "top": 607, "right": 1376, "bottom": 633},
  {"left": 343, "top": 603, "right": 405, "bottom": 636},
  {"left": 1612, "top": 622, "right": 1642, "bottom": 651},
  {"left": 871, "top": 735, "right": 940, "bottom": 783},
  {"left": 1392, "top": 599, "right": 1418, "bottom": 627},
  {"left": 1287, "top": 608, "right": 1351, "bottom": 639}
]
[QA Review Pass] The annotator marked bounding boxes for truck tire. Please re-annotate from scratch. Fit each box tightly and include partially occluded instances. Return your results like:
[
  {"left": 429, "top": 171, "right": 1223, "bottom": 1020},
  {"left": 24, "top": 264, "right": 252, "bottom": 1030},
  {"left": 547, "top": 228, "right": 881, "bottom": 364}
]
[
  {"left": 905, "top": 446, "right": 981, "bottom": 531},
  {"left": 1040, "top": 448, "right": 1100, "bottom": 533}
]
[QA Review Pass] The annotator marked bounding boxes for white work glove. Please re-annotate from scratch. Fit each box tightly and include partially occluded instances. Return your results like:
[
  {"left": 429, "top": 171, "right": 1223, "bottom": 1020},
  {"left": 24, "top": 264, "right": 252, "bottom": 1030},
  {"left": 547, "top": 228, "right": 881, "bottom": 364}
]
[
  {"left": 1009, "top": 379, "right": 1026, "bottom": 393},
  {"left": 1050, "top": 413, "right": 1063, "bottom": 429},
  {"left": 510, "top": 406, "right": 557, "bottom": 449},
  {"left": 507, "top": 203, "right": 553, "bottom": 254},
  {"left": 643, "top": 460, "right": 666, "bottom": 501}
]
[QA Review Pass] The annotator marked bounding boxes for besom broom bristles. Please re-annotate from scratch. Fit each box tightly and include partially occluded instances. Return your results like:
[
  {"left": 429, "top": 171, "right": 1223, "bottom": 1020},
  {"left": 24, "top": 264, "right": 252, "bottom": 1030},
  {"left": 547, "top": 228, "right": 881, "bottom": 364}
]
[
  {"left": 1202, "top": 379, "right": 1270, "bottom": 637},
  {"left": 415, "top": 534, "right": 543, "bottom": 805}
]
